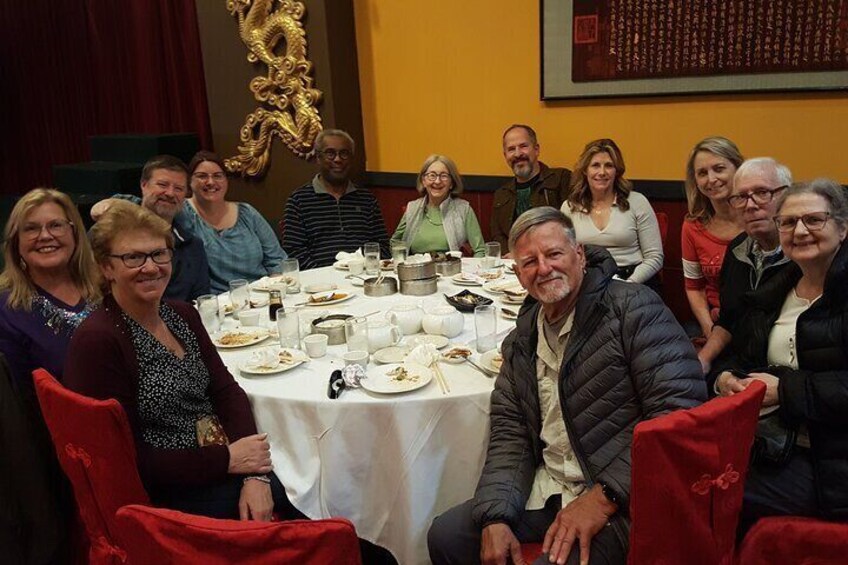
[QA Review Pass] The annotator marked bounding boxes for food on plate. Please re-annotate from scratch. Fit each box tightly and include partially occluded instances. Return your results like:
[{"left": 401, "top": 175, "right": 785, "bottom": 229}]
[
  {"left": 308, "top": 292, "right": 348, "bottom": 304},
  {"left": 443, "top": 346, "right": 472, "bottom": 360},
  {"left": 491, "top": 352, "right": 504, "bottom": 371},
  {"left": 278, "top": 350, "right": 298, "bottom": 364},
  {"left": 453, "top": 293, "right": 484, "bottom": 306},
  {"left": 386, "top": 366, "right": 420, "bottom": 383},
  {"left": 217, "top": 332, "right": 260, "bottom": 346},
  {"left": 381, "top": 259, "right": 394, "bottom": 269},
  {"left": 478, "top": 268, "right": 503, "bottom": 281}
]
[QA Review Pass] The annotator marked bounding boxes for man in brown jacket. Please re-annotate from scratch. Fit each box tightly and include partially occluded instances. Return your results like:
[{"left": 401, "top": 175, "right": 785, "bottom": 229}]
[{"left": 491, "top": 124, "right": 572, "bottom": 256}]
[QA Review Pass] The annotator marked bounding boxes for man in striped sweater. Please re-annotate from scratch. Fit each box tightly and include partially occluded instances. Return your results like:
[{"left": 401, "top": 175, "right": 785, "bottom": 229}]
[{"left": 283, "top": 129, "right": 390, "bottom": 269}]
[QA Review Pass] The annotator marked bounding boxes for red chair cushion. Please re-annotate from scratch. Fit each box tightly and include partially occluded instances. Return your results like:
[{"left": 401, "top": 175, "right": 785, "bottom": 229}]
[
  {"left": 628, "top": 381, "right": 765, "bottom": 565},
  {"left": 522, "top": 542, "right": 544, "bottom": 562},
  {"left": 116, "top": 504, "right": 362, "bottom": 564},
  {"left": 33, "top": 369, "right": 149, "bottom": 565},
  {"left": 738, "top": 516, "right": 848, "bottom": 565}
]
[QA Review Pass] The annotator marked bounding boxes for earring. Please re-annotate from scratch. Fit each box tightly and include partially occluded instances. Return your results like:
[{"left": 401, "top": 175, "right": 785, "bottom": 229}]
[{"left": 19, "top": 258, "right": 27, "bottom": 271}]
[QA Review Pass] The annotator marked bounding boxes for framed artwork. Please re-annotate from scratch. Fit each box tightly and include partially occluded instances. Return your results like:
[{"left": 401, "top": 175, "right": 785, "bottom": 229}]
[{"left": 541, "top": 0, "right": 848, "bottom": 99}]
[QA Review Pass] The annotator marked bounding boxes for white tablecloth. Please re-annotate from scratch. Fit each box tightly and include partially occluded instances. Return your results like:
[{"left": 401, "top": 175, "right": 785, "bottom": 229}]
[{"left": 216, "top": 260, "right": 517, "bottom": 564}]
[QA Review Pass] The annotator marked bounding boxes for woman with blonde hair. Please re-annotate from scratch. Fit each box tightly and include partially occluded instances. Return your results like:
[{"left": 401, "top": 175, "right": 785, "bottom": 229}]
[
  {"left": 681, "top": 136, "right": 744, "bottom": 339},
  {"left": 392, "top": 154, "right": 485, "bottom": 257},
  {"left": 562, "top": 139, "right": 664, "bottom": 286},
  {"left": 0, "top": 188, "right": 100, "bottom": 394}
]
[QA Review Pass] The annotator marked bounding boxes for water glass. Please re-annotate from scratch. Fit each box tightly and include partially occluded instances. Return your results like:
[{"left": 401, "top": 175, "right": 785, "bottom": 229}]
[
  {"left": 482, "top": 242, "right": 501, "bottom": 269},
  {"left": 197, "top": 294, "right": 221, "bottom": 334},
  {"left": 281, "top": 258, "right": 301, "bottom": 294},
  {"left": 228, "top": 279, "right": 250, "bottom": 317},
  {"left": 344, "top": 317, "right": 370, "bottom": 352},
  {"left": 276, "top": 309, "right": 301, "bottom": 350},
  {"left": 391, "top": 241, "right": 408, "bottom": 270},
  {"left": 364, "top": 242, "right": 381, "bottom": 276},
  {"left": 474, "top": 304, "right": 497, "bottom": 353}
]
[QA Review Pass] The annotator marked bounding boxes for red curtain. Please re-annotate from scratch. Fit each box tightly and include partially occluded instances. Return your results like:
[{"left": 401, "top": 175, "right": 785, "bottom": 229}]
[{"left": 0, "top": 0, "right": 212, "bottom": 196}]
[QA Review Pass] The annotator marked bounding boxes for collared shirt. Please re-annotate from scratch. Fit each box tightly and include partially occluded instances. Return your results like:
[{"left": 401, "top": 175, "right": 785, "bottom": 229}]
[
  {"left": 526, "top": 308, "right": 586, "bottom": 510},
  {"left": 748, "top": 240, "right": 785, "bottom": 287},
  {"left": 283, "top": 174, "right": 390, "bottom": 269}
]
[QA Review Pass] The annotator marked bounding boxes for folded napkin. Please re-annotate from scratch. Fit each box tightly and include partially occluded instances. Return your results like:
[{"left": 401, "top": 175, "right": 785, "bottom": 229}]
[
  {"left": 404, "top": 253, "right": 433, "bottom": 264},
  {"left": 407, "top": 343, "right": 440, "bottom": 367},
  {"left": 335, "top": 249, "right": 364, "bottom": 265},
  {"left": 249, "top": 348, "right": 281, "bottom": 369}
]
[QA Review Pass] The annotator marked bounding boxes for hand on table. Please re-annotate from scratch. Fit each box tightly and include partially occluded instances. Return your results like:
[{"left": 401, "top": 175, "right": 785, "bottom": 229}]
[
  {"left": 542, "top": 485, "right": 616, "bottom": 565},
  {"left": 228, "top": 433, "right": 272, "bottom": 474},
  {"left": 239, "top": 479, "right": 274, "bottom": 521},
  {"left": 481, "top": 523, "right": 525, "bottom": 565},
  {"left": 748, "top": 372, "right": 780, "bottom": 407}
]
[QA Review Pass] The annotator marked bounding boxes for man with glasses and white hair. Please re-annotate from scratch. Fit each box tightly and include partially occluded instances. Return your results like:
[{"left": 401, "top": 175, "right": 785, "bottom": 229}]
[
  {"left": 428, "top": 207, "right": 704, "bottom": 565},
  {"left": 699, "top": 157, "right": 793, "bottom": 378},
  {"left": 283, "top": 129, "right": 390, "bottom": 269}
]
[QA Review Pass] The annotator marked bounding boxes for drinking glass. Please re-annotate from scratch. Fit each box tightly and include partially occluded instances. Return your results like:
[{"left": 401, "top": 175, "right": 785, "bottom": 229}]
[
  {"left": 344, "top": 317, "right": 370, "bottom": 353},
  {"left": 391, "top": 241, "right": 408, "bottom": 270},
  {"left": 276, "top": 309, "right": 301, "bottom": 350},
  {"left": 281, "top": 258, "right": 301, "bottom": 294},
  {"left": 364, "top": 242, "right": 381, "bottom": 276},
  {"left": 474, "top": 304, "right": 497, "bottom": 353},
  {"left": 482, "top": 242, "right": 501, "bottom": 269},
  {"left": 197, "top": 294, "right": 221, "bottom": 334},
  {"left": 228, "top": 279, "right": 250, "bottom": 317}
]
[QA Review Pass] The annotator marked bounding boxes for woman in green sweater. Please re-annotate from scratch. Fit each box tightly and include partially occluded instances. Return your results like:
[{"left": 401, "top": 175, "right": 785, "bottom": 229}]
[{"left": 392, "top": 154, "right": 485, "bottom": 257}]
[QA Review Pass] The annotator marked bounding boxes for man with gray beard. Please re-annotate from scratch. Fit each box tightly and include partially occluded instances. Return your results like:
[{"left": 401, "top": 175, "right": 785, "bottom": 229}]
[{"left": 428, "top": 207, "right": 705, "bottom": 565}]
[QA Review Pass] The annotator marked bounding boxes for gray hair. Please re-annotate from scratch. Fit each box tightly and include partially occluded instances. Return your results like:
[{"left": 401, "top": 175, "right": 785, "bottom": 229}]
[
  {"left": 734, "top": 157, "right": 793, "bottom": 189},
  {"left": 415, "top": 154, "right": 464, "bottom": 195},
  {"left": 776, "top": 178, "right": 848, "bottom": 230},
  {"left": 508, "top": 206, "right": 577, "bottom": 254},
  {"left": 314, "top": 129, "right": 356, "bottom": 154}
]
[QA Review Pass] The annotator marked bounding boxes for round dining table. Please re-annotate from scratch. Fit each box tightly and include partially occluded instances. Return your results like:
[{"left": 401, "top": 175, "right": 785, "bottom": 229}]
[{"left": 215, "top": 259, "right": 520, "bottom": 565}]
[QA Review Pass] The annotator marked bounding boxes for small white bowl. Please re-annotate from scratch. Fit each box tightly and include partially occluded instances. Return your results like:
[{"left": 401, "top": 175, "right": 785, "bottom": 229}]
[{"left": 343, "top": 350, "right": 369, "bottom": 368}]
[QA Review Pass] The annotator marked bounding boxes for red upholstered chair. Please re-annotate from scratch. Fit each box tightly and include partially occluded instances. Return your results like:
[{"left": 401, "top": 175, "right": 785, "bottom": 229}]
[
  {"left": 33, "top": 369, "right": 150, "bottom": 564},
  {"left": 522, "top": 543, "right": 544, "bottom": 562},
  {"left": 738, "top": 516, "right": 848, "bottom": 565},
  {"left": 628, "top": 380, "right": 765, "bottom": 565},
  {"left": 115, "top": 504, "right": 362, "bottom": 564},
  {"left": 655, "top": 211, "right": 669, "bottom": 285}
]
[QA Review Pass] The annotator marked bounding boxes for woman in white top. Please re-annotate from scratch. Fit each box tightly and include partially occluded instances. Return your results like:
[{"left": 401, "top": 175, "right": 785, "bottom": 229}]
[{"left": 561, "top": 139, "right": 664, "bottom": 286}]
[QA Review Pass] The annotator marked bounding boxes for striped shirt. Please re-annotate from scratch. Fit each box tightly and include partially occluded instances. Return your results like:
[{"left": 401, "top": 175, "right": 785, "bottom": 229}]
[{"left": 283, "top": 175, "right": 390, "bottom": 269}]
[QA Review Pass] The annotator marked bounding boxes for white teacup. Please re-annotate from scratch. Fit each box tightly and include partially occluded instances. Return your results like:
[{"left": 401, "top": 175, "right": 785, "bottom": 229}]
[
  {"left": 348, "top": 258, "right": 365, "bottom": 275},
  {"left": 386, "top": 303, "right": 424, "bottom": 335},
  {"left": 343, "top": 350, "right": 369, "bottom": 368},
  {"left": 367, "top": 319, "right": 403, "bottom": 353},
  {"left": 303, "top": 334, "right": 329, "bottom": 358},
  {"left": 239, "top": 310, "right": 261, "bottom": 327}
]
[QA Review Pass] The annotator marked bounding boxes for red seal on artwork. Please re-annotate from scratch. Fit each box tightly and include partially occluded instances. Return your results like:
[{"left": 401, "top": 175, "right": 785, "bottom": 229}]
[{"left": 574, "top": 15, "right": 598, "bottom": 44}]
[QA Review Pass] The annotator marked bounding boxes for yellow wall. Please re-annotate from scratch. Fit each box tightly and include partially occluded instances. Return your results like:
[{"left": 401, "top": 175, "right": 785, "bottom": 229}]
[{"left": 354, "top": 0, "right": 848, "bottom": 182}]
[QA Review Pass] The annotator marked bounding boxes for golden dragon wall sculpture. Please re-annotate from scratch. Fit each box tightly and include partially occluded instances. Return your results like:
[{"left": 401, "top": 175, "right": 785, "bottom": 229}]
[{"left": 225, "top": 0, "right": 323, "bottom": 177}]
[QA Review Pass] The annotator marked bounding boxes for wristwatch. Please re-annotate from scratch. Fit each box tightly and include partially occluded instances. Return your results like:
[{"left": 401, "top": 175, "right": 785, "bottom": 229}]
[{"left": 598, "top": 481, "right": 621, "bottom": 510}]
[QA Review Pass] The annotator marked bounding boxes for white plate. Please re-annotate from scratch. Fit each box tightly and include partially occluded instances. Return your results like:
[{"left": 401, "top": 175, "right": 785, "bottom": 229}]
[
  {"left": 441, "top": 346, "right": 473, "bottom": 364},
  {"left": 479, "top": 349, "right": 503, "bottom": 375},
  {"left": 349, "top": 277, "right": 365, "bottom": 287},
  {"left": 380, "top": 260, "right": 395, "bottom": 271},
  {"left": 303, "top": 283, "right": 338, "bottom": 294},
  {"left": 213, "top": 331, "right": 270, "bottom": 349},
  {"left": 476, "top": 268, "right": 505, "bottom": 282},
  {"left": 360, "top": 362, "right": 433, "bottom": 394},
  {"left": 501, "top": 294, "right": 526, "bottom": 305},
  {"left": 373, "top": 346, "right": 410, "bottom": 364},
  {"left": 303, "top": 292, "right": 355, "bottom": 307},
  {"left": 251, "top": 275, "right": 293, "bottom": 293},
  {"left": 407, "top": 334, "right": 450, "bottom": 349},
  {"left": 333, "top": 261, "right": 351, "bottom": 271},
  {"left": 238, "top": 347, "right": 308, "bottom": 375},
  {"left": 482, "top": 280, "right": 525, "bottom": 295},
  {"left": 452, "top": 273, "right": 483, "bottom": 286}
]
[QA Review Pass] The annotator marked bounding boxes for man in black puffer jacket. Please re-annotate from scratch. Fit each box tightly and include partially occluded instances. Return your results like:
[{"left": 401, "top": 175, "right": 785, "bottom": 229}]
[{"left": 428, "top": 207, "right": 706, "bottom": 565}]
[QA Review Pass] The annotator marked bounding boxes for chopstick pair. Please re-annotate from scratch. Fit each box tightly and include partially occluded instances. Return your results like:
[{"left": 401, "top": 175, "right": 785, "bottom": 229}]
[{"left": 433, "top": 362, "right": 450, "bottom": 395}]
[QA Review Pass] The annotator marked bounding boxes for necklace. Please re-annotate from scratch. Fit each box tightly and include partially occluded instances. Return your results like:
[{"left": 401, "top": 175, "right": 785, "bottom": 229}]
[{"left": 424, "top": 208, "right": 443, "bottom": 226}]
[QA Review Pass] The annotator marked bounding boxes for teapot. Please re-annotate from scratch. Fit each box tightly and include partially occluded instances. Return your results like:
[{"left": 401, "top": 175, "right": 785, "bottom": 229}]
[
  {"left": 386, "top": 303, "right": 424, "bottom": 335},
  {"left": 422, "top": 306, "right": 464, "bottom": 338}
]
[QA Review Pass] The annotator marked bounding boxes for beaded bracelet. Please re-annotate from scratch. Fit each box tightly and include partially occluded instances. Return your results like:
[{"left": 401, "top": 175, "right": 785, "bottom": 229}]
[{"left": 243, "top": 475, "right": 271, "bottom": 485}]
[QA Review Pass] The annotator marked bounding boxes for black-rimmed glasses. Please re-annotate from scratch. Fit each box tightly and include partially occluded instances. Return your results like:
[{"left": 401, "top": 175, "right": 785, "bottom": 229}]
[
  {"left": 774, "top": 212, "right": 830, "bottom": 233},
  {"left": 727, "top": 185, "right": 788, "bottom": 209},
  {"left": 319, "top": 149, "right": 352, "bottom": 161},
  {"left": 108, "top": 248, "right": 174, "bottom": 268}
]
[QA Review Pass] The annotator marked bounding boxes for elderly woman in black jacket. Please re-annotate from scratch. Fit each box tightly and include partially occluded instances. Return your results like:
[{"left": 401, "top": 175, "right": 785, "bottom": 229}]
[{"left": 716, "top": 179, "right": 848, "bottom": 527}]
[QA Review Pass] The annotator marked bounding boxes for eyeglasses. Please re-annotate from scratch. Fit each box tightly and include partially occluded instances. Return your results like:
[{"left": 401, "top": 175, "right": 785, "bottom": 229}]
[
  {"left": 319, "top": 149, "right": 352, "bottom": 161},
  {"left": 774, "top": 211, "right": 830, "bottom": 233},
  {"left": 193, "top": 172, "right": 226, "bottom": 182},
  {"left": 423, "top": 172, "right": 451, "bottom": 182},
  {"left": 108, "top": 248, "right": 174, "bottom": 268},
  {"left": 21, "top": 219, "right": 74, "bottom": 240},
  {"left": 727, "top": 185, "right": 788, "bottom": 209}
]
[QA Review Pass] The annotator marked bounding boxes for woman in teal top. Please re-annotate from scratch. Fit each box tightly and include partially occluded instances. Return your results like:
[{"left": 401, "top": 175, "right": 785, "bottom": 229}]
[{"left": 392, "top": 155, "right": 485, "bottom": 257}]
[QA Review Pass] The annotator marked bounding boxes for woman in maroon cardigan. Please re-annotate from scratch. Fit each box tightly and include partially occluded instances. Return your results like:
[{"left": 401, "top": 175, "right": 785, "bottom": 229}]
[{"left": 63, "top": 201, "right": 299, "bottom": 521}]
